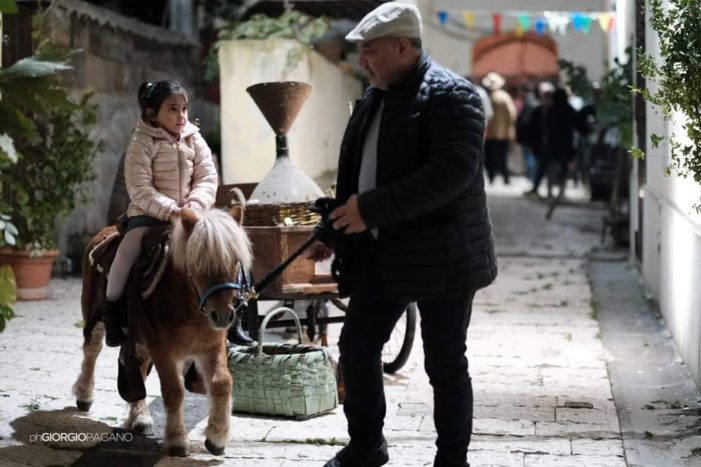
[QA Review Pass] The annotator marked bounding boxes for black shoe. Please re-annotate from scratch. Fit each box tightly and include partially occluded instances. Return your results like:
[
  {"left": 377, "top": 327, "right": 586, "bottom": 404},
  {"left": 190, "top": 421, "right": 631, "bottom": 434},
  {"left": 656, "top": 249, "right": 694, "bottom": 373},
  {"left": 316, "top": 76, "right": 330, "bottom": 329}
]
[
  {"left": 103, "top": 299, "right": 126, "bottom": 347},
  {"left": 324, "top": 438, "right": 389, "bottom": 467},
  {"left": 227, "top": 314, "right": 254, "bottom": 346}
]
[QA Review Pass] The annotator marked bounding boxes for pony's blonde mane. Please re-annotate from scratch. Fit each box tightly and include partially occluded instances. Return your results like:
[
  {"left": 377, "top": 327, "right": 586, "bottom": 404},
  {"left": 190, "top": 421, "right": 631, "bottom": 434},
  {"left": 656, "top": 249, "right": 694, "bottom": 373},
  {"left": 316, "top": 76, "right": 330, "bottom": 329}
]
[{"left": 171, "top": 209, "right": 252, "bottom": 279}]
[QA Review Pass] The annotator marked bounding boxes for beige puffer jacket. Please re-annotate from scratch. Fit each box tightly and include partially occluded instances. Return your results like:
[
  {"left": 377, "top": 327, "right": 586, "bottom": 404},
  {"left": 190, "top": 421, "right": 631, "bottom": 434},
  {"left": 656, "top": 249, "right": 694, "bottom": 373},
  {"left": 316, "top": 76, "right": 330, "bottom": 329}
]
[{"left": 125, "top": 117, "right": 218, "bottom": 221}]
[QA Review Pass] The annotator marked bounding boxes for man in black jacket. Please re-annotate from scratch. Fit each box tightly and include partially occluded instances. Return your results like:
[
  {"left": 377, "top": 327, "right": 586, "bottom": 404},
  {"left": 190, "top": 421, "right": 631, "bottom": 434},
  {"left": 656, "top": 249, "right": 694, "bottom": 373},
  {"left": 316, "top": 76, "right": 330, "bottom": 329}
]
[{"left": 312, "top": 3, "right": 497, "bottom": 466}]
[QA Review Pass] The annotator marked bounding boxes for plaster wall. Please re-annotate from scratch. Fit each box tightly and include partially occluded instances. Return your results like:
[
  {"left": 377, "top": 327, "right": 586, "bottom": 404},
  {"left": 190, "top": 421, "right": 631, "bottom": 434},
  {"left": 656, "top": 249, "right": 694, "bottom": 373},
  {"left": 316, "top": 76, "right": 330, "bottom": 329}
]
[
  {"left": 218, "top": 39, "right": 363, "bottom": 190},
  {"left": 638, "top": 2, "right": 701, "bottom": 386}
]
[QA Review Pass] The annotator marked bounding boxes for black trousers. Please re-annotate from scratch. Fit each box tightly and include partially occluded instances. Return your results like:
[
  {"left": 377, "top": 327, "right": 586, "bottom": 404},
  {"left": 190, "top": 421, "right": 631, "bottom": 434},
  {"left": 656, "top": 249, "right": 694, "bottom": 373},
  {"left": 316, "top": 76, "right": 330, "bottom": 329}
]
[
  {"left": 338, "top": 269, "right": 475, "bottom": 467},
  {"left": 532, "top": 149, "right": 569, "bottom": 192},
  {"left": 484, "top": 139, "right": 510, "bottom": 184}
]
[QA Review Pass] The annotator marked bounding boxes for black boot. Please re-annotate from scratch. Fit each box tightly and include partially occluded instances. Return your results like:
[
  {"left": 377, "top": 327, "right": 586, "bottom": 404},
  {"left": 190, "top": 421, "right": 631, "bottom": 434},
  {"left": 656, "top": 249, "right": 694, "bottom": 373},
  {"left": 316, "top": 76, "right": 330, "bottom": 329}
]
[
  {"left": 324, "top": 437, "right": 389, "bottom": 467},
  {"left": 227, "top": 313, "right": 254, "bottom": 346},
  {"left": 103, "top": 298, "right": 126, "bottom": 347}
]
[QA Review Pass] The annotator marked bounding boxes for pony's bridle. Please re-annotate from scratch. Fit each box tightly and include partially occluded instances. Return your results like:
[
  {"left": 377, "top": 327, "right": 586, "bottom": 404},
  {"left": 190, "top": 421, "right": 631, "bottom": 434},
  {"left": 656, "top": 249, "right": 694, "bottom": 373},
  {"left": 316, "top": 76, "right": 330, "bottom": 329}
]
[
  {"left": 190, "top": 263, "right": 246, "bottom": 315},
  {"left": 195, "top": 282, "right": 241, "bottom": 313}
]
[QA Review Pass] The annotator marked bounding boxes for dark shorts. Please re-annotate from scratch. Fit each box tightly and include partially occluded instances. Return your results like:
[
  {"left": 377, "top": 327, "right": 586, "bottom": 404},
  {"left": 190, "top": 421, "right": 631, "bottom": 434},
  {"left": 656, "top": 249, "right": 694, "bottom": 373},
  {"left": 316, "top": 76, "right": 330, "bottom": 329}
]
[{"left": 126, "top": 215, "right": 168, "bottom": 232}]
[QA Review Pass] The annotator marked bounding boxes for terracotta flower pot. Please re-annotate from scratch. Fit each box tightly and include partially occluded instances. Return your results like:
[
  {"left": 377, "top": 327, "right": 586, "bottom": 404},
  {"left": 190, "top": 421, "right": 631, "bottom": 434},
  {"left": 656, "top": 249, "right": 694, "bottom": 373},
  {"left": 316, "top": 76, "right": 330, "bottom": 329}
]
[{"left": 0, "top": 249, "right": 59, "bottom": 300}]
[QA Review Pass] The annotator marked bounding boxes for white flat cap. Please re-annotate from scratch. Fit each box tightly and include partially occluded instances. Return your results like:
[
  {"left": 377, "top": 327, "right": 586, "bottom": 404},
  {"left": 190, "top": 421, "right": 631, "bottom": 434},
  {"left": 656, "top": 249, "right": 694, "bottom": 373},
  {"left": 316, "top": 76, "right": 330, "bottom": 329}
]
[{"left": 345, "top": 2, "right": 423, "bottom": 43}]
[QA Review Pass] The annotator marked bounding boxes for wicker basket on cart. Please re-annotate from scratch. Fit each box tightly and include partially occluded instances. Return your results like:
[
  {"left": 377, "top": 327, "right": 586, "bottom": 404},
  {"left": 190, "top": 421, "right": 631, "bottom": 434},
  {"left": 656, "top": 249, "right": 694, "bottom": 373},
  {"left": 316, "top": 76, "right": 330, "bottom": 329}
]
[
  {"left": 228, "top": 307, "right": 338, "bottom": 419},
  {"left": 243, "top": 202, "right": 319, "bottom": 227}
]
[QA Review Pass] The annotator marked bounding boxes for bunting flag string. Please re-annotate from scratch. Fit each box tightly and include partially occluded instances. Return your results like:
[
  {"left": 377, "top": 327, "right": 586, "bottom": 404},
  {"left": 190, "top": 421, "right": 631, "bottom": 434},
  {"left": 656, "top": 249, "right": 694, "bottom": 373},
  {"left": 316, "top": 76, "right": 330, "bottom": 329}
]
[{"left": 433, "top": 10, "right": 616, "bottom": 35}]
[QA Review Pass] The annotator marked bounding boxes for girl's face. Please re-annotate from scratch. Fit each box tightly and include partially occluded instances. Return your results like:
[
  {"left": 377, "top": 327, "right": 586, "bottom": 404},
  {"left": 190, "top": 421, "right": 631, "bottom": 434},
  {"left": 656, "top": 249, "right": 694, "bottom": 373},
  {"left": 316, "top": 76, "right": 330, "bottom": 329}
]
[{"left": 154, "top": 94, "right": 188, "bottom": 136}]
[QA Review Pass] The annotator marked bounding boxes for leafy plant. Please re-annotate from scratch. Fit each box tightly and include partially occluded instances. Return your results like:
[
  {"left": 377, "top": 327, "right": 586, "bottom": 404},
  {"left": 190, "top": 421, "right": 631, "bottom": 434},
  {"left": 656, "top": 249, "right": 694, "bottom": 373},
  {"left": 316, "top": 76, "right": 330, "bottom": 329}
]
[
  {"left": 204, "top": 10, "right": 330, "bottom": 81},
  {"left": 0, "top": 0, "right": 18, "bottom": 14},
  {"left": 0, "top": 38, "right": 99, "bottom": 251},
  {"left": 200, "top": 0, "right": 245, "bottom": 22},
  {"left": 0, "top": 264, "right": 16, "bottom": 332},
  {"left": 2, "top": 92, "right": 99, "bottom": 252},
  {"left": 631, "top": 0, "right": 701, "bottom": 208}
]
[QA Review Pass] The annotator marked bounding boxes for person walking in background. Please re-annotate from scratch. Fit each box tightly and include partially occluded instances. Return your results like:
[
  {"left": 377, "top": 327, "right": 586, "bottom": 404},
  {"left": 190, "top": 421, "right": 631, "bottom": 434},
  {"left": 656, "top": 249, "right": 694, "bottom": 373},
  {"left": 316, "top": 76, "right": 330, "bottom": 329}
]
[
  {"left": 575, "top": 82, "right": 602, "bottom": 186},
  {"left": 307, "top": 3, "right": 497, "bottom": 466},
  {"left": 523, "top": 81, "right": 554, "bottom": 196},
  {"left": 515, "top": 84, "right": 540, "bottom": 183},
  {"left": 526, "top": 87, "right": 577, "bottom": 198},
  {"left": 482, "top": 71, "right": 516, "bottom": 184}
]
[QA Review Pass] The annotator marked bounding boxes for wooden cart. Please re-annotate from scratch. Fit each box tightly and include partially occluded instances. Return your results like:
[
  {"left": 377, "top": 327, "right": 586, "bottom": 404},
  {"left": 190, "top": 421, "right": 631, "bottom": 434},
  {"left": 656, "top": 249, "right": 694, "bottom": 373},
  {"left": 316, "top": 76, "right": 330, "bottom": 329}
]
[{"left": 216, "top": 184, "right": 416, "bottom": 374}]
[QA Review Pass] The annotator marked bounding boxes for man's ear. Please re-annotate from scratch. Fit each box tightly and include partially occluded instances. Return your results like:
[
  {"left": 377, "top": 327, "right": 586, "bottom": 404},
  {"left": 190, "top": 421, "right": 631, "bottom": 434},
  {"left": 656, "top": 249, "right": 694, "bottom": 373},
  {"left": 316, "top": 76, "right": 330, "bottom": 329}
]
[
  {"left": 180, "top": 208, "right": 199, "bottom": 235},
  {"left": 397, "top": 37, "right": 411, "bottom": 55}
]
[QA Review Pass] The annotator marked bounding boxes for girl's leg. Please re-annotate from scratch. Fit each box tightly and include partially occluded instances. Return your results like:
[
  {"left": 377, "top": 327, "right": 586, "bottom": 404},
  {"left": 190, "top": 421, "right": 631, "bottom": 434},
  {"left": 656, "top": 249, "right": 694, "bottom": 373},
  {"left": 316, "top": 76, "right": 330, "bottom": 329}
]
[
  {"left": 106, "top": 227, "right": 147, "bottom": 301},
  {"left": 103, "top": 226, "right": 147, "bottom": 347}
]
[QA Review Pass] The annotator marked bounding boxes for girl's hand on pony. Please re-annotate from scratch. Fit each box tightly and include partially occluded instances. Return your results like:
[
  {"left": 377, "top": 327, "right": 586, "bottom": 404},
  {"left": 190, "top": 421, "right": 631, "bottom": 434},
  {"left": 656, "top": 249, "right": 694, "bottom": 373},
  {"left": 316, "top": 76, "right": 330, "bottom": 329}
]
[{"left": 170, "top": 206, "right": 182, "bottom": 220}]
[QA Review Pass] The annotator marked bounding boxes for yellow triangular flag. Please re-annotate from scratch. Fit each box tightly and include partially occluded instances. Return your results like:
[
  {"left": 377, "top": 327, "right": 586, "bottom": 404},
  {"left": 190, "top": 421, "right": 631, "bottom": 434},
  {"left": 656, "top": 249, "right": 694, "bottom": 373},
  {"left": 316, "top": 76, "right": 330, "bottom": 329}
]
[
  {"left": 463, "top": 12, "right": 475, "bottom": 28},
  {"left": 515, "top": 22, "right": 524, "bottom": 37},
  {"left": 598, "top": 13, "right": 611, "bottom": 32}
]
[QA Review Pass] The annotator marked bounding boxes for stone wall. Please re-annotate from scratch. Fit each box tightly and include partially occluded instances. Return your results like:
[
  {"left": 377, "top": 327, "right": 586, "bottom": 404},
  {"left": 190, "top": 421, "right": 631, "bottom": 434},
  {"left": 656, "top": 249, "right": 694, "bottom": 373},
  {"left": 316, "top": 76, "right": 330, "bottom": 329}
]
[{"left": 40, "top": 0, "right": 218, "bottom": 268}]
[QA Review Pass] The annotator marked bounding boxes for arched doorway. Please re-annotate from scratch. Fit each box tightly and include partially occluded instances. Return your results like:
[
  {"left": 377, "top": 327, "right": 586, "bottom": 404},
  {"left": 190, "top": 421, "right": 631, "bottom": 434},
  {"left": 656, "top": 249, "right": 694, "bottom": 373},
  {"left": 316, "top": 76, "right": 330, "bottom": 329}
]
[{"left": 472, "top": 32, "right": 559, "bottom": 87}]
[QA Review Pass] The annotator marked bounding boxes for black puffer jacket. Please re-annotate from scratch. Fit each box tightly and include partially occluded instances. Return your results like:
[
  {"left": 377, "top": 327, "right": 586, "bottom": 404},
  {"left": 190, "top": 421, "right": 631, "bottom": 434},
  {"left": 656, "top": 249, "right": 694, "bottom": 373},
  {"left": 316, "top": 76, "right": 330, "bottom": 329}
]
[{"left": 335, "top": 53, "right": 497, "bottom": 300}]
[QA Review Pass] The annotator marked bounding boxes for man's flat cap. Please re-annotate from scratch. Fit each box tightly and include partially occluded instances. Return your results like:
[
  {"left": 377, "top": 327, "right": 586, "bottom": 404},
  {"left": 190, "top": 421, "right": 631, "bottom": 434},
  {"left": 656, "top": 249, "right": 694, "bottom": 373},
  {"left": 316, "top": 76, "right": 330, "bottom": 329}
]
[{"left": 345, "top": 2, "right": 423, "bottom": 43}]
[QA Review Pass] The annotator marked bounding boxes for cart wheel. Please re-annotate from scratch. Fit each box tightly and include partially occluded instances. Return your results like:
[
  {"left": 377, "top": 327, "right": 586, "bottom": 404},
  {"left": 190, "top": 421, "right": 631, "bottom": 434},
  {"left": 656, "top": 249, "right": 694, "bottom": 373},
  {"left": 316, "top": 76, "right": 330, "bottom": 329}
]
[{"left": 382, "top": 303, "right": 417, "bottom": 374}]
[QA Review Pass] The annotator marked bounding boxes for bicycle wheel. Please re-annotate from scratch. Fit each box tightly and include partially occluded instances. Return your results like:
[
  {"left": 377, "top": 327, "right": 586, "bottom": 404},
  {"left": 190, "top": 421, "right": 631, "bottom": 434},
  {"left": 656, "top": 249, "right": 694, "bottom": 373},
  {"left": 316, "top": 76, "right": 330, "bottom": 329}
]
[{"left": 382, "top": 303, "right": 417, "bottom": 374}]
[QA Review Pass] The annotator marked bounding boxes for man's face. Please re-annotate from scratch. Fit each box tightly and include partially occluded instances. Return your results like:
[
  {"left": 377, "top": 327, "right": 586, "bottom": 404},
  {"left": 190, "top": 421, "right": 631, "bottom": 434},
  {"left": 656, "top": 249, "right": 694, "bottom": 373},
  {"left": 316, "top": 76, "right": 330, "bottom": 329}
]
[{"left": 357, "top": 37, "right": 405, "bottom": 90}]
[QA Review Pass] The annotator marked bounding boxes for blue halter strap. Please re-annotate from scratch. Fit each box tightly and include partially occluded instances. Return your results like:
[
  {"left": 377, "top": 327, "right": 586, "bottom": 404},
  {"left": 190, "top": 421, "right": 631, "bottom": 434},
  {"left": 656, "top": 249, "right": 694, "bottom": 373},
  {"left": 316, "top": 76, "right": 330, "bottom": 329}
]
[{"left": 197, "top": 282, "right": 241, "bottom": 311}]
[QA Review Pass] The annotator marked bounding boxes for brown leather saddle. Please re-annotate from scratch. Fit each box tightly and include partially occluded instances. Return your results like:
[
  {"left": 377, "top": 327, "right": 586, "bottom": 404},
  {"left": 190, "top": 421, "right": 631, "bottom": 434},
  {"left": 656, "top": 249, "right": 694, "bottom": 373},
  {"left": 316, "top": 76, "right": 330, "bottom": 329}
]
[{"left": 88, "top": 215, "right": 171, "bottom": 298}]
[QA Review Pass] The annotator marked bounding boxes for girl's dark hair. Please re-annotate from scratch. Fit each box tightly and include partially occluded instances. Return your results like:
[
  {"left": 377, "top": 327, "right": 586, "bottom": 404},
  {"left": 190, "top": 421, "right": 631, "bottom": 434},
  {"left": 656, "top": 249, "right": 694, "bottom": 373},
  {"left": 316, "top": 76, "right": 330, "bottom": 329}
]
[{"left": 137, "top": 80, "right": 187, "bottom": 121}]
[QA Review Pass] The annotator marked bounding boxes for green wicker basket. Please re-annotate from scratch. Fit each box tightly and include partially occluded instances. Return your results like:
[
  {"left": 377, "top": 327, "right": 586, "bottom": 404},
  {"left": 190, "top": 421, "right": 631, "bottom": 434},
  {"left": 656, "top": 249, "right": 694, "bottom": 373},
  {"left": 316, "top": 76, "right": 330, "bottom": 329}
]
[{"left": 227, "top": 307, "right": 338, "bottom": 419}]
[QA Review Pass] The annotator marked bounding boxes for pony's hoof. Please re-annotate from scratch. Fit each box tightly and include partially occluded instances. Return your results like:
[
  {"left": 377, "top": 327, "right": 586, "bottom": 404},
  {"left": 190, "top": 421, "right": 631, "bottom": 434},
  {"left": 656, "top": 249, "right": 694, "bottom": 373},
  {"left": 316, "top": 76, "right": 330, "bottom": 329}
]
[
  {"left": 205, "top": 438, "right": 225, "bottom": 456},
  {"left": 131, "top": 422, "right": 152, "bottom": 435},
  {"left": 167, "top": 446, "right": 188, "bottom": 457},
  {"left": 76, "top": 399, "right": 92, "bottom": 412}
]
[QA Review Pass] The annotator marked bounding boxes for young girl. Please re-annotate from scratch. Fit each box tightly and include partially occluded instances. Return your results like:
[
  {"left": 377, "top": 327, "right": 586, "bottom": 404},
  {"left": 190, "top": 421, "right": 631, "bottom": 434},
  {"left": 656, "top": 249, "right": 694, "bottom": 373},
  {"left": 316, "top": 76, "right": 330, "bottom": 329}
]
[{"left": 103, "top": 80, "right": 218, "bottom": 347}]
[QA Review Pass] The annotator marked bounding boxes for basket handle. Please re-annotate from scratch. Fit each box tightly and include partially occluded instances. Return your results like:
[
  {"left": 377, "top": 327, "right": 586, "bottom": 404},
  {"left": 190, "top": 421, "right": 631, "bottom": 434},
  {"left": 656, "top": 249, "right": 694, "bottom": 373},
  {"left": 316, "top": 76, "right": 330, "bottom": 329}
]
[{"left": 257, "top": 307, "right": 303, "bottom": 356}]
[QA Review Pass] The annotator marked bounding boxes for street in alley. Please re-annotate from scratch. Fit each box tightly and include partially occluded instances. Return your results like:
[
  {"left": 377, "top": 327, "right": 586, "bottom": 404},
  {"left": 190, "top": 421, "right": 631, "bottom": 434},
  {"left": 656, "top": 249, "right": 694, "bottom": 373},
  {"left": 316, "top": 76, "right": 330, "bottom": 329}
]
[{"left": 0, "top": 179, "right": 694, "bottom": 466}]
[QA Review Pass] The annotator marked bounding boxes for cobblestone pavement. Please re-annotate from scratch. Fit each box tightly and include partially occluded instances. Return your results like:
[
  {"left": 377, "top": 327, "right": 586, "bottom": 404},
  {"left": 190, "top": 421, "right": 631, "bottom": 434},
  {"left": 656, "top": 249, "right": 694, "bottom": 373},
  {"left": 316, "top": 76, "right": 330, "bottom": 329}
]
[{"left": 0, "top": 178, "right": 629, "bottom": 466}]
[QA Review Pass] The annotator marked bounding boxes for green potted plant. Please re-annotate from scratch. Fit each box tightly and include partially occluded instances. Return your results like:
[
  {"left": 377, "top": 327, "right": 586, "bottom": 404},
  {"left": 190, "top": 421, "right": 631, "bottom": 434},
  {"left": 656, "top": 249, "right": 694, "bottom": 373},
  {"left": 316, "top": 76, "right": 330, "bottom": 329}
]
[{"left": 0, "top": 48, "right": 99, "bottom": 299}]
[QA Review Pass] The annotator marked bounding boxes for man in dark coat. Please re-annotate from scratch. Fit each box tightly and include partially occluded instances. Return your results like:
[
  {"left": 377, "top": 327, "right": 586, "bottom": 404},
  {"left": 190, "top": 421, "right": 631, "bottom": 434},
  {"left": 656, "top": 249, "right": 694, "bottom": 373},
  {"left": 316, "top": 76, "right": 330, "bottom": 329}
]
[{"left": 309, "top": 3, "right": 497, "bottom": 466}]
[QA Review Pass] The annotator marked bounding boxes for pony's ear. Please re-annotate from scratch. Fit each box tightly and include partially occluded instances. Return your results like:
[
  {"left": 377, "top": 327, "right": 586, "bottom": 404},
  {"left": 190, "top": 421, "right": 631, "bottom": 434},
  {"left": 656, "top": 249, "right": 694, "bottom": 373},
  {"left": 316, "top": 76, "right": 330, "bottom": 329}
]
[
  {"left": 180, "top": 208, "right": 199, "bottom": 235},
  {"left": 229, "top": 205, "right": 244, "bottom": 225},
  {"left": 228, "top": 187, "right": 246, "bottom": 225}
]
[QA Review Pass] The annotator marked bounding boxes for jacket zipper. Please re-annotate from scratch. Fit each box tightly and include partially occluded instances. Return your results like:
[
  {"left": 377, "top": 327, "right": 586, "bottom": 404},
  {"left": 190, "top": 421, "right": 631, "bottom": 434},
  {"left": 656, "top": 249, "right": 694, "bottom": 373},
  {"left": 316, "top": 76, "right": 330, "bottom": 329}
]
[{"left": 176, "top": 139, "right": 183, "bottom": 205}]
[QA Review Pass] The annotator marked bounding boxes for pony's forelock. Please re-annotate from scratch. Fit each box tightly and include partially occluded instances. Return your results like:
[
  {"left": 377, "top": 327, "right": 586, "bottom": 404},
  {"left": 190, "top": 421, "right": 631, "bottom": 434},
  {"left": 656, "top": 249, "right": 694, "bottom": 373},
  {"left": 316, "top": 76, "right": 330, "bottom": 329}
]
[{"left": 171, "top": 209, "right": 252, "bottom": 278}]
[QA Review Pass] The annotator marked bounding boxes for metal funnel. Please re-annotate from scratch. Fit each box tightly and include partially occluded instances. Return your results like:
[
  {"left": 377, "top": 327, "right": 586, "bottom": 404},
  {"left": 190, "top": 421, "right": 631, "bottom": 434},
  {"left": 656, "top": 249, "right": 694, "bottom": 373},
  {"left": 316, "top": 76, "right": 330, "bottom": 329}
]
[{"left": 246, "top": 81, "right": 312, "bottom": 136}]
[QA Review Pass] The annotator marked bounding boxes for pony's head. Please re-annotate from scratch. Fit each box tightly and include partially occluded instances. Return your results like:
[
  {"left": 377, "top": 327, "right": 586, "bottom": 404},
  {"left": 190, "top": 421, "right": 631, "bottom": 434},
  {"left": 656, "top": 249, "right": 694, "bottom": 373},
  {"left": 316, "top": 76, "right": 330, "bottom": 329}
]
[{"left": 170, "top": 207, "right": 252, "bottom": 330}]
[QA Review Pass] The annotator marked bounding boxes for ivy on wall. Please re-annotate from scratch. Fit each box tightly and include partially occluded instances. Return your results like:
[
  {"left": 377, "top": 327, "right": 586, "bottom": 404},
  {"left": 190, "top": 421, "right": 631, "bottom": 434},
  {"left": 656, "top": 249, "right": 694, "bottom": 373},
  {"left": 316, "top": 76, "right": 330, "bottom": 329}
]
[
  {"left": 631, "top": 0, "right": 701, "bottom": 208},
  {"left": 204, "top": 10, "right": 330, "bottom": 82}
]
